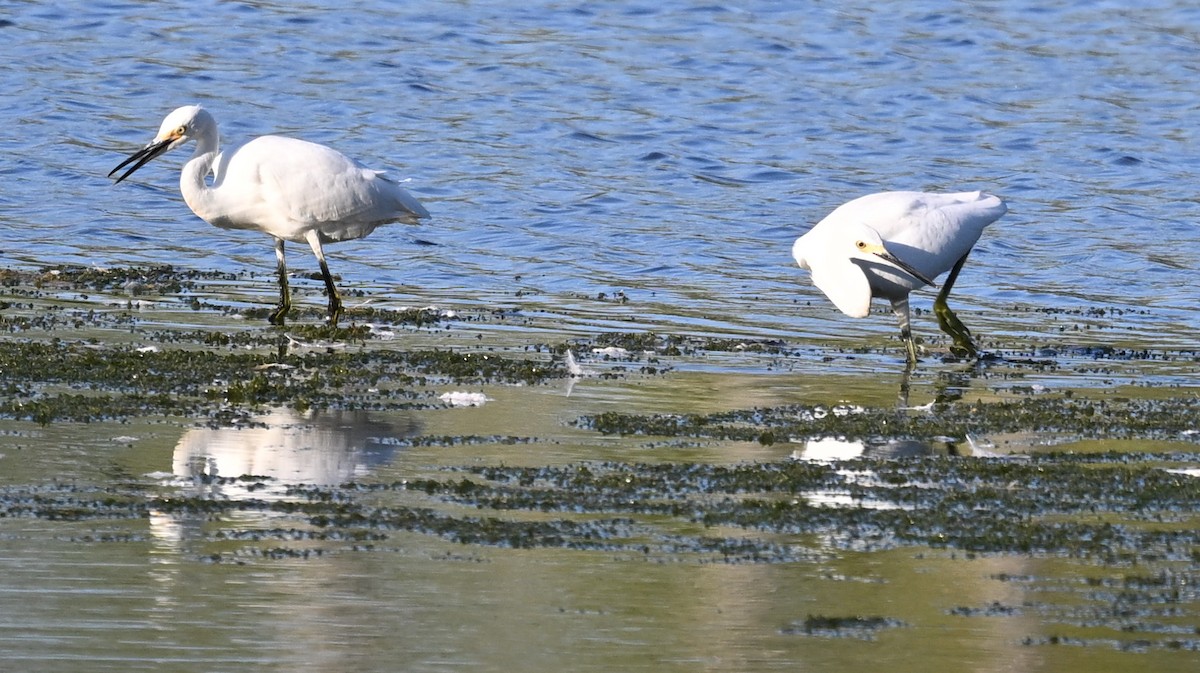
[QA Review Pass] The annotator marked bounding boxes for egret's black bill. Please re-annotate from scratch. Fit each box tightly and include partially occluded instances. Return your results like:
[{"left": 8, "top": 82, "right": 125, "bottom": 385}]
[
  {"left": 109, "top": 138, "right": 173, "bottom": 184},
  {"left": 875, "top": 250, "right": 937, "bottom": 288}
]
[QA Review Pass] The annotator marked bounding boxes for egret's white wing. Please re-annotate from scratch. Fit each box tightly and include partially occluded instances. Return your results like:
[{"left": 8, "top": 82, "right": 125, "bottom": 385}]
[
  {"left": 238, "top": 136, "right": 426, "bottom": 234},
  {"left": 819, "top": 191, "right": 1006, "bottom": 280}
]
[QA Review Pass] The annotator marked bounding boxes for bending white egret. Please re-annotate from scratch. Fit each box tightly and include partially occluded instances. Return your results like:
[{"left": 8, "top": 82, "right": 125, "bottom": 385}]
[
  {"left": 791, "top": 190, "right": 1007, "bottom": 364},
  {"left": 109, "top": 105, "right": 430, "bottom": 326}
]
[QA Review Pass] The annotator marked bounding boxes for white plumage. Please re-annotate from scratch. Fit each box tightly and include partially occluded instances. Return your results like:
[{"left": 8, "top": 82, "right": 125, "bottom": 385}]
[
  {"left": 111, "top": 105, "right": 430, "bottom": 326},
  {"left": 792, "top": 190, "right": 1007, "bottom": 364}
]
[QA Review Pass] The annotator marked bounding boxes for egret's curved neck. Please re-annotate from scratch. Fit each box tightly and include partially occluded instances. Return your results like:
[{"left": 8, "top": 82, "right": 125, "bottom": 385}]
[{"left": 179, "top": 131, "right": 221, "bottom": 221}]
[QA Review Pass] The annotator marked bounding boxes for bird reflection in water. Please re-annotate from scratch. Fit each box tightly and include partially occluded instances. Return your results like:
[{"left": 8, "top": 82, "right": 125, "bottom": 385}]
[
  {"left": 171, "top": 407, "right": 419, "bottom": 500},
  {"left": 150, "top": 406, "right": 419, "bottom": 560}
]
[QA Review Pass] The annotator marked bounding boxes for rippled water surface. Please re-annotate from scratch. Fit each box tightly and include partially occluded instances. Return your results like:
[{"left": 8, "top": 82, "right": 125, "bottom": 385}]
[
  {"left": 6, "top": 0, "right": 1200, "bottom": 344},
  {"left": 2, "top": 1, "right": 1200, "bottom": 671}
]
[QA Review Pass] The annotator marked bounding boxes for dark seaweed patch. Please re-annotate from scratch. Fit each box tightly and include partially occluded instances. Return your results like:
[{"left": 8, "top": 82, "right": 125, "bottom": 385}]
[
  {"left": 578, "top": 396, "right": 1200, "bottom": 443},
  {"left": 781, "top": 614, "right": 905, "bottom": 639},
  {"left": 0, "top": 340, "right": 561, "bottom": 424}
]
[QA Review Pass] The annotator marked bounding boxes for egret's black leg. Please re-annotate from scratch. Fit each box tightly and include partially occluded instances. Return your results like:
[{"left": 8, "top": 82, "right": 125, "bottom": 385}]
[
  {"left": 317, "top": 257, "right": 343, "bottom": 327},
  {"left": 305, "top": 231, "right": 343, "bottom": 327},
  {"left": 267, "top": 238, "right": 291, "bottom": 325},
  {"left": 933, "top": 253, "right": 979, "bottom": 359}
]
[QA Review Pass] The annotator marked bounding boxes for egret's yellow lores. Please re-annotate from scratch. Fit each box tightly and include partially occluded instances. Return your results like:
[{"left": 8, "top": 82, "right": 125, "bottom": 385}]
[
  {"left": 792, "top": 190, "right": 1007, "bottom": 364},
  {"left": 111, "top": 105, "right": 430, "bottom": 326}
]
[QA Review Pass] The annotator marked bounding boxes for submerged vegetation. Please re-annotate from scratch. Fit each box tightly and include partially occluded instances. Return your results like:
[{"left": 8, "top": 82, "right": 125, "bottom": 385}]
[
  {"left": 0, "top": 265, "right": 566, "bottom": 424},
  {"left": 4, "top": 451, "right": 1198, "bottom": 561}
]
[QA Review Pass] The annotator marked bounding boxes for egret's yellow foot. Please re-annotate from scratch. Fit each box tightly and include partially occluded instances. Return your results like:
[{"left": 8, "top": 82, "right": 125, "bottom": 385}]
[
  {"left": 326, "top": 294, "right": 343, "bottom": 327},
  {"left": 934, "top": 298, "right": 977, "bottom": 359},
  {"left": 269, "top": 277, "right": 291, "bottom": 325}
]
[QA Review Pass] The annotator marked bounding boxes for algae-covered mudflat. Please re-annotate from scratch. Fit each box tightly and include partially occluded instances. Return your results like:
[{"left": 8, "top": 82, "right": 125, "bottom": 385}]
[{"left": 1, "top": 266, "right": 1197, "bottom": 670}]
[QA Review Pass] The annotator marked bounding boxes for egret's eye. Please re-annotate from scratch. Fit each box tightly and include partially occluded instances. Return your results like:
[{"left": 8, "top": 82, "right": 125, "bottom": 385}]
[
  {"left": 855, "top": 240, "right": 867, "bottom": 249},
  {"left": 176, "top": 125, "right": 187, "bottom": 135}
]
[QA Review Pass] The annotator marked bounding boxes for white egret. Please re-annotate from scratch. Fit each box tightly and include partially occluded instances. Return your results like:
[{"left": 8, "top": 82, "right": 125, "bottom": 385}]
[
  {"left": 110, "top": 105, "right": 430, "bottom": 326},
  {"left": 791, "top": 190, "right": 1007, "bottom": 364}
]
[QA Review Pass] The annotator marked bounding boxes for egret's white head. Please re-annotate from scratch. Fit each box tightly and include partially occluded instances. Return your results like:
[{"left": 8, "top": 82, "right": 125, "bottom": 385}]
[
  {"left": 109, "top": 105, "right": 217, "bottom": 183},
  {"left": 793, "top": 221, "right": 935, "bottom": 318},
  {"left": 153, "top": 105, "right": 216, "bottom": 150}
]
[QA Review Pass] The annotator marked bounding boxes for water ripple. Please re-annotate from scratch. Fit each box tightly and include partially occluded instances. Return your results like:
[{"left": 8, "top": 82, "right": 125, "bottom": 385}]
[{"left": 1, "top": 0, "right": 1197, "bottom": 347}]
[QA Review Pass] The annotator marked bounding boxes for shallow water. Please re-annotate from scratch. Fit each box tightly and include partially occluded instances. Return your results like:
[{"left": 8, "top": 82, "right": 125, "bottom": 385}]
[
  {"left": 2, "top": 1, "right": 1200, "bottom": 671},
  {"left": 0, "top": 272, "right": 1197, "bottom": 673}
]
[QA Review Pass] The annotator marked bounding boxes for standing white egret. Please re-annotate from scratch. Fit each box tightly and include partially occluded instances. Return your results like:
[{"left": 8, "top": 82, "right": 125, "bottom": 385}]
[
  {"left": 791, "top": 190, "right": 1007, "bottom": 365},
  {"left": 109, "top": 105, "right": 430, "bottom": 327}
]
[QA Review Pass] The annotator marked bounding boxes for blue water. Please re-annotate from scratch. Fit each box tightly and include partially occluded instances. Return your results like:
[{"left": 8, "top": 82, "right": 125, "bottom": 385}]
[{"left": 4, "top": 0, "right": 1200, "bottom": 345}]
